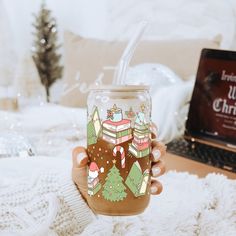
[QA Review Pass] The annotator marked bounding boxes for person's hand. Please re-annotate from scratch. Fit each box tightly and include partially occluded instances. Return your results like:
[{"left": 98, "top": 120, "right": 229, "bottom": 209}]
[{"left": 72, "top": 123, "right": 166, "bottom": 203}]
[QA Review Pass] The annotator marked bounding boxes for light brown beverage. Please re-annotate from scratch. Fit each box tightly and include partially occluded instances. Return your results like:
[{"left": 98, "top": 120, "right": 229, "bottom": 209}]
[{"left": 87, "top": 85, "right": 152, "bottom": 215}]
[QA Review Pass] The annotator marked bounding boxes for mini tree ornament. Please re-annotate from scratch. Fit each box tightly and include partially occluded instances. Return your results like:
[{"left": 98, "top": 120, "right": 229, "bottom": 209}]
[
  {"left": 125, "top": 107, "right": 136, "bottom": 119},
  {"left": 107, "top": 104, "right": 123, "bottom": 122},
  {"left": 32, "top": 3, "right": 63, "bottom": 102},
  {"left": 140, "top": 103, "right": 146, "bottom": 112},
  {"left": 106, "top": 109, "right": 114, "bottom": 120},
  {"left": 102, "top": 160, "right": 127, "bottom": 202}
]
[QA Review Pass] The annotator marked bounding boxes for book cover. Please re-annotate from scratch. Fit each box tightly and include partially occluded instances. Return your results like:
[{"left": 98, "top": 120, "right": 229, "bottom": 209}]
[
  {"left": 102, "top": 133, "right": 132, "bottom": 145},
  {"left": 134, "top": 128, "right": 150, "bottom": 135},
  {"left": 139, "top": 169, "right": 149, "bottom": 195},
  {"left": 128, "top": 144, "right": 150, "bottom": 158},
  {"left": 102, "top": 128, "right": 132, "bottom": 138},
  {"left": 134, "top": 123, "right": 149, "bottom": 131},
  {"left": 88, "top": 182, "right": 101, "bottom": 196},
  {"left": 88, "top": 177, "right": 99, "bottom": 188},
  {"left": 102, "top": 119, "right": 131, "bottom": 132},
  {"left": 133, "top": 136, "right": 149, "bottom": 144},
  {"left": 132, "top": 140, "right": 150, "bottom": 150},
  {"left": 125, "top": 161, "right": 149, "bottom": 197},
  {"left": 133, "top": 131, "right": 150, "bottom": 139}
]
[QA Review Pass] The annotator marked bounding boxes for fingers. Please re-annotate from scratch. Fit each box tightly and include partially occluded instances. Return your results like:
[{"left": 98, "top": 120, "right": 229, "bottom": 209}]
[
  {"left": 150, "top": 123, "right": 166, "bottom": 195},
  {"left": 150, "top": 122, "right": 167, "bottom": 162},
  {"left": 151, "top": 142, "right": 166, "bottom": 178},
  {"left": 72, "top": 146, "right": 88, "bottom": 168},
  {"left": 151, "top": 141, "right": 166, "bottom": 163},
  {"left": 151, "top": 160, "right": 166, "bottom": 177},
  {"left": 150, "top": 180, "right": 163, "bottom": 195},
  {"left": 72, "top": 146, "right": 88, "bottom": 181},
  {"left": 72, "top": 146, "right": 89, "bottom": 200},
  {"left": 150, "top": 122, "right": 158, "bottom": 139}
]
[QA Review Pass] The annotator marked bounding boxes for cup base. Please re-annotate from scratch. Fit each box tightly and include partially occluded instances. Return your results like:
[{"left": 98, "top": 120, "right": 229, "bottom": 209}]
[{"left": 92, "top": 207, "right": 146, "bottom": 216}]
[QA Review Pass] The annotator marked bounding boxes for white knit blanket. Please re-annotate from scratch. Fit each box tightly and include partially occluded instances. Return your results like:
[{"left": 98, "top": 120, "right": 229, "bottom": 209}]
[
  {"left": 0, "top": 157, "right": 235, "bottom": 235},
  {"left": 82, "top": 172, "right": 236, "bottom": 236}
]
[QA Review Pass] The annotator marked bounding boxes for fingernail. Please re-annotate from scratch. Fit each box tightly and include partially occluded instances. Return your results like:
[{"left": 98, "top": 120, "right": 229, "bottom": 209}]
[
  {"left": 152, "top": 149, "right": 161, "bottom": 161},
  {"left": 152, "top": 167, "right": 161, "bottom": 176},
  {"left": 150, "top": 185, "right": 158, "bottom": 194},
  {"left": 77, "top": 152, "right": 87, "bottom": 165}
]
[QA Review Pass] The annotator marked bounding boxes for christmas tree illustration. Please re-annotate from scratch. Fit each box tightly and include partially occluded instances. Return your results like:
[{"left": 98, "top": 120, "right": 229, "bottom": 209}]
[
  {"left": 102, "top": 160, "right": 127, "bottom": 202},
  {"left": 87, "top": 106, "right": 102, "bottom": 145},
  {"left": 125, "top": 161, "right": 149, "bottom": 197}
]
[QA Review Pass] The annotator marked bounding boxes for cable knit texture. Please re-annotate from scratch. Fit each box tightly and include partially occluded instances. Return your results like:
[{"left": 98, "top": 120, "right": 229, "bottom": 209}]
[
  {"left": 0, "top": 157, "right": 236, "bottom": 235},
  {"left": 0, "top": 165, "right": 94, "bottom": 236},
  {"left": 81, "top": 172, "right": 236, "bottom": 236}
]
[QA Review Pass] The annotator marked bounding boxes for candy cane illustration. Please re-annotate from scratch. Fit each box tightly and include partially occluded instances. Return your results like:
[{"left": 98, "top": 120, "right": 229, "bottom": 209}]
[{"left": 113, "top": 146, "right": 125, "bottom": 168}]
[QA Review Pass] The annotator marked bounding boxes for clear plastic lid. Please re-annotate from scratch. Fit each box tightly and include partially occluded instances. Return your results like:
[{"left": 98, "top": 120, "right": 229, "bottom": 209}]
[{"left": 89, "top": 85, "right": 150, "bottom": 92}]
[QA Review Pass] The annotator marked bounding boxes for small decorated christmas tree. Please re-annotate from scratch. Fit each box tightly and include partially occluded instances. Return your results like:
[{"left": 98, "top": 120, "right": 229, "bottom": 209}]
[
  {"left": 32, "top": 3, "right": 63, "bottom": 102},
  {"left": 102, "top": 160, "right": 127, "bottom": 202},
  {"left": 87, "top": 106, "right": 102, "bottom": 145}
]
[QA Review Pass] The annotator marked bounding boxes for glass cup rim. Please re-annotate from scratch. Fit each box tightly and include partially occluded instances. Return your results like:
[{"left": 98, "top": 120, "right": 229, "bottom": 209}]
[{"left": 89, "top": 85, "right": 150, "bottom": 92}]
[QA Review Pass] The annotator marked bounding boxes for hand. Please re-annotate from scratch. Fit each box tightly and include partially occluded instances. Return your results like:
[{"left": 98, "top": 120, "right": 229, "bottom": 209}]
[{"left": 72, "top": 123, "right": 166, "bottom": 203}]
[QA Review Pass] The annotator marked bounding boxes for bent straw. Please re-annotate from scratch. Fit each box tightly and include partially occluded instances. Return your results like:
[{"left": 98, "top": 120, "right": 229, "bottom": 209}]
[{"left": 113, "top": 21, "right": 148, "bottom": 85}]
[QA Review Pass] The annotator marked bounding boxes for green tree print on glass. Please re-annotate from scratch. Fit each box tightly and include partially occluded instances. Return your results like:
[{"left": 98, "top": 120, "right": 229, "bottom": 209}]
[{"left": 102, "top": 160, "right": 127, "bottom": 202}]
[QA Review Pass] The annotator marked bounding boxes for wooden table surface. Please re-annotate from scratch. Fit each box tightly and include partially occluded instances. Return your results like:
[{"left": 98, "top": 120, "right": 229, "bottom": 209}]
[{"left": 165, "top": 152, "right": 236, "bottom": 180}]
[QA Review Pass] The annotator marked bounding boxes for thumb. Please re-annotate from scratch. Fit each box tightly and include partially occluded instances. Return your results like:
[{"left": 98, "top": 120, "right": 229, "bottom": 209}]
[
  {"left": 72, "top": 146, "right": 89, "bottom": 200},
  {"left": 72, "top": 146, "right": 88, "bottom": 168}
]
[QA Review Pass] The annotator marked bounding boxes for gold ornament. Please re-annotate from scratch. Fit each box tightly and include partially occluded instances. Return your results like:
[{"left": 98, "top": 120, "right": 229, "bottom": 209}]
[{"left": 140, "top": 103, "right": 146, "bottom": 112}]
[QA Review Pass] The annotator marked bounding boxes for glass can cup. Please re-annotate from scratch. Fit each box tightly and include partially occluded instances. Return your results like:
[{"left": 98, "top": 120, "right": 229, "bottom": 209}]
[{"left": 87, "top": 85, "right": 152, "bottom": 215}]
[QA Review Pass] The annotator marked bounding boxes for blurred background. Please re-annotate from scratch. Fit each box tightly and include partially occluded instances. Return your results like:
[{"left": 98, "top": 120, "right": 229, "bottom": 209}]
[
  {"left": 0, "top": 0, "right": 236, "bottom": 157},
  {"left": 2, "top": 0, "right": 236, "bottom": 54}
]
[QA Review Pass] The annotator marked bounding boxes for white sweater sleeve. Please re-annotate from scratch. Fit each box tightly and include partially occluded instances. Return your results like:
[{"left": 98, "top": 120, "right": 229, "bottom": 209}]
[{"left": 0, "top": 159, "right": 94, "bottom": 236}]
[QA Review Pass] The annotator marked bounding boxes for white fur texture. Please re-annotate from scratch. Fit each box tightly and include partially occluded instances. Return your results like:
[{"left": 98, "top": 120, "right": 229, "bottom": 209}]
[
  {"left": 81, "top": 172, "right": 236, "bottom": 236},
  {"left": 0, "top": 157, "right": 235, "bottom": 235}
]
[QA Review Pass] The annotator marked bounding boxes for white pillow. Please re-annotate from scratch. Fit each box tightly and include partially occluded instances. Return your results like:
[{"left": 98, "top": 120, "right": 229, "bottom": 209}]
[
  {"left": 126, "top": 63, "right": 183, "bottom": 96},
  {"left": 151, "top": 80, "right": 195, "bottom": 143},
  {"left": 60, "top": 31, "right": 220, "bottom": 107}
]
